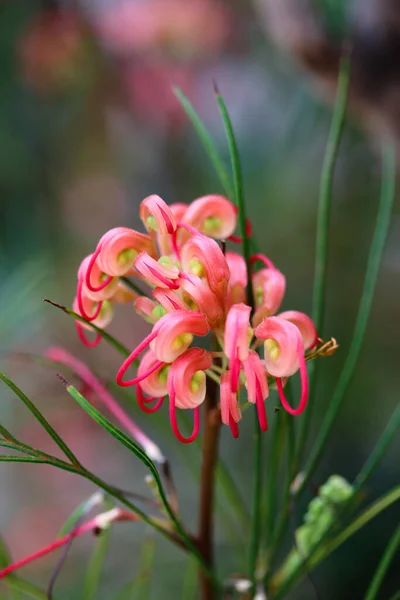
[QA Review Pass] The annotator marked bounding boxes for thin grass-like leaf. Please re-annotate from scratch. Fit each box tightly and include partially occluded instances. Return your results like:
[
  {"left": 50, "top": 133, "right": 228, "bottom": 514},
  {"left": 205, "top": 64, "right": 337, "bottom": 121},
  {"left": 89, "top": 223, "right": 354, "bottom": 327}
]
[
  {"left": 298, "top": 139, "right": 396, "bottom": 495},
  {"left": 214, "top": 84, "right": 254, "bottom": 308},
  {"left": 297, "top": 54, "right": 351, "bottom": 460},
  {"left": 364, "top": 523, "right": 400, "bottom": 600},
  {"left": 58, "top": 492, "right": 103, "bottom": 538},
  {"left": 63, "top": 383, "right": 218, "bottom": 584},
  {"left": 353, "top": 403, "right": 400, "bottom": 494},
  {"left": 182, "top": 556, "right": 198, "bottom": 600},
  {"left": 0, "top": 372, "right": 81, "bottom": 467},
  {"left": 214, "top": 84, "right": 259, "bottom": 589},
  {"left": 82, "top": 525, "right": 111, "bottom": 600},
  {"left": 117, "top": 533, "right": 155, "bottom": 600},
  {"left": 6, "top": 577, "right": 47, "bottom": 600},
  {"left": 272, "top": 485, "right": 400, "bottom": 597},
  {"left": 43, "top": 299, "right": 130, "bottom": 357},
  {"left": 173, "top": 87, "right": 234, "bottom": 200}
]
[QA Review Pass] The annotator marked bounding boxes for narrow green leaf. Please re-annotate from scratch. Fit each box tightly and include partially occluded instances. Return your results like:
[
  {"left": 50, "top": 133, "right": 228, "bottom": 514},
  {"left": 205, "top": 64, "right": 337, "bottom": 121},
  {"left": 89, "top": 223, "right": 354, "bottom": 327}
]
[
  {"left": 297, "top": 53, "right": 351, "bottom": 459},
  {"left": 0, "top": 372, "right": 81, "bottom": 467},
  {"left": 0, "top": 424, "right": 20, "bottom": 445},
  {"left": 43, "top": 299, "right": 130, "bottom": 357},
  {"left": 117, "top": 533, "right": 155, "bottom": 600},
  {"left": 298, "top": 139, "right": 396, "bottom": 495},
  {"left": 58, "top": 492, "right": 103, "bottom": 538},
  {"left": 173, "top": 87, "right": 234, "bottom": 200},
  {"left": 364, "top": 524, "right": 400, "bottom": 600},
  {"left": 214, "top": 85, "right": 254, "bottom": 309},
  {"left": 82, "top": 526, "right": 111, "bottom": 600},
  {"left": 327, "top": 486, "right": 400, "bottom": 559},
  {"left": 272, "top": 485, "right": 400, "bottom": 598},
  {"left": 182, "top": 556, "right": 198, "bottom": 600},
  {"left": 388, "top": 592, "right": 400, "bottom": 600},
  {"left": 6, "top": 577, "right": 47, "bottom": 600},
  {"left": 64, "top": 384, "right": 218, "bottom": 585},
  {"left": 0, "top": 536, "right": 11, "bottom": 569},
  {"left": 353, "top": 403, "right": 400, "bottom": 495}
]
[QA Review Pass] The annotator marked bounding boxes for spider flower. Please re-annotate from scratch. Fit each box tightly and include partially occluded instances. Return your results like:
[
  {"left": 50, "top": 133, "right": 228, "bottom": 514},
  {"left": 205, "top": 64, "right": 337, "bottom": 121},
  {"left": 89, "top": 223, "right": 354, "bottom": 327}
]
[
  {"left": 220, "top": 372, "right": 241, "bottom": 438},
  {"left": 95, "top": 227, "right": 156, "bottom": 278},
  {"left": 252, "top": 266, "right": 286, "bottom": 327},
  {"left": 224, "top": 303, "right": 252, "bottom": 392},
  {"left": 167, "top": 348, "right": 212, "bottom": 443},
  {"left": 182, "top": 194, "right": 237, "bottom": 239},
  {"left": 179, "top": 272, "right": 225, "bottom": 329},
  {"left": 140, "top": 194, "right": 176, "bottom": 235},
  {"left": 134, "top": 252, "right": 180, "bottom": 289},
  {"left": 226, "top": 251, "right": 247, "bottom": 306},
  {"left": 116, "top": 309, "right": 209, "bottom": 386},
  {"left": 242, "top": 350, "right": 269, "bottom": 431},
  {"left": 278, "top": 310, "right": 318, "bottom": 350},
  {"left": 78, "top": 254, "right": 118, "bottom": 302},
  {"left": 180, "top": 234, "right": 230, "bottom": 303},
  {"left": 255, "top": 316, "right": 309, "bottom": 416}
]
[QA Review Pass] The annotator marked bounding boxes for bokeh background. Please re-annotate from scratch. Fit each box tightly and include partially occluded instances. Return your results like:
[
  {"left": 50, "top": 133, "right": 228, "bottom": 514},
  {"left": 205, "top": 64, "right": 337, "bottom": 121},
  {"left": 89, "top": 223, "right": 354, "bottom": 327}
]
[{"left": 0, "top": 0, "right": 399, "bottom": 598}]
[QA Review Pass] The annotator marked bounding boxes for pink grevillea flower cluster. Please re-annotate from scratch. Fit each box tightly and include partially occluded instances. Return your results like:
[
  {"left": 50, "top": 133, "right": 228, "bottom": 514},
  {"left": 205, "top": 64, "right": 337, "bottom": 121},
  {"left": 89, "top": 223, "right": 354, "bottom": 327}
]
[{"left": 74, "top": 194, "right": 317, "bottom": 442}]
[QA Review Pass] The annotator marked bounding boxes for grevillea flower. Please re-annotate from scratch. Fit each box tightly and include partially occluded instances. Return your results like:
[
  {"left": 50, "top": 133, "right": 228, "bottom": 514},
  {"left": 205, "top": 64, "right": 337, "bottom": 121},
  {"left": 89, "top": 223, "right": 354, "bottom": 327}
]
[
  {"left": 242, "top": 350, "right": 269, "bottom": 431},
  {"left": 134, "top": 252, "right": 180, "bottom": 289},
  {"left": 179, "top": 272, "right": 225, "bottom": 329},
  {"left": 252, "top": 266, "right": 286, "bottom": 327},
  {"left": 152, "top": 287, "right": 187, "bottom": 312},
  {"left": 95, "top": 227, "right": 156, "bottom": 277},
  {"left": 182, "top": 194, "right": 237, "bottom": 239},
  {"left": 73, "top": 192, "right": 323, "bottom": 442},
  {"left": 78, "top": 254, "right": 118, "bottom": 302},
  {"left": 133, "top": 296, "right": 159, "bottom": 323},
  {"left": 226, "top": 251, "right": 248, "bottom": 306},
  {"left": 157, "top": 202, "right": 188, "bottom": 255},
  {"left": 167, "top": 348, "right": 212, "bottom": 443},
  {"left": 255, "top": 316, "right": 309, "bottom": 416},
  {"left": 224, "top": 303, "right": 252, "bottom": 392},
  {"left": 116, "top": 309, "right": 209, "bottom": 386},
  {"left": 140, "top": 194, "right": 176, "bottom": 235},
  {"left": 278, "top": 310, "right": 318, "bottom": 350},
  {"left": 220, "top": 372, "right": 241, "bottom": 438},
  {"left": 180, "top": 234, "right": 230, "bottom": 303}
]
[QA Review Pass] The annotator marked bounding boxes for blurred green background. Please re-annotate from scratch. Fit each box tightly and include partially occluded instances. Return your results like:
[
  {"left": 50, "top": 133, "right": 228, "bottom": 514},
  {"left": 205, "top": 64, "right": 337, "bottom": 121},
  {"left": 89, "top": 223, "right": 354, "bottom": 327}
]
[{"left": 0, "top": 1, "right": 399, "bottom": 598}]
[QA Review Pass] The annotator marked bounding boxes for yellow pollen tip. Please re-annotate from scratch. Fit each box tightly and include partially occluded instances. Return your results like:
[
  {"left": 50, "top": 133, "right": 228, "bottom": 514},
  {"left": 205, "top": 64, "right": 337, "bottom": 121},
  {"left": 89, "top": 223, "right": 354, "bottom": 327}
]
[
  {"left": 255, "top": 287, "right": 263, "bottom": 305},
  {"left": 158, "top": 366, "right": 170, "bottom": 384},
  {"left": 189, "top": 259, "right": 204, "bottom": 277},
  {"left": 117, "top": 248, "right": 137, "bottom": 266},
  {"left": 146, "top": 215, "right": 158, "bottom": 231},
  {"left": 171, "top": 333, "right": 193, "bottom": 350},
  {"left": 158, "top": 256, "right": 173, "bottom": 268},
  {"left": 152, "top": 305, "right": 167, "bottom": 321},
  {"left": 265, "top": 338, "right": 280, "bottom": 360},
  {"left": 202, "top": 216, "right": 221, "bottom": 234},
  {"left": 190, "top": 371, "right": 205, "bottom": 393}
]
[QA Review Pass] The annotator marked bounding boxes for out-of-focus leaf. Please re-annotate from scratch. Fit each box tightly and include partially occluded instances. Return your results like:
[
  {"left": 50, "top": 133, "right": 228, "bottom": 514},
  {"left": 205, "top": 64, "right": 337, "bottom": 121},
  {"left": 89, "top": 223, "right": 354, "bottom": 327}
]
[
  {"left": 43, "top": 299, "right": 130, "bottom": 357},
  {"left": 63, "top": 383, "right": 214, "bottom": 582},
  {"left": 82, "top": 525, "right": 111, "bottom": 600},
  {"left": 364, "top": 523, "right": 400, "bottom": 600},
  {"left": 117, "top": 533, "right": 155, "bottom": 600},
  {"left": 6, "top": 577, "right": 47, "bottom": 600},
  {"left": 173, "top": 87, "right": 234, "bottom": 200},
  {"left": 0, "top": 371, "right": 81, "bottom": 467}
]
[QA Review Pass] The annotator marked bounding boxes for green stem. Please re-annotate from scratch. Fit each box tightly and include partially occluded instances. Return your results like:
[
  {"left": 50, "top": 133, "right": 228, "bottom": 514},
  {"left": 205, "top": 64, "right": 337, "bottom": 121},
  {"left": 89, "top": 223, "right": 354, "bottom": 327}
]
[
  {"left": 248, "top": 410, "right": 264, "bottom": 590},
  {"left": 297, "top": 139, "right": 396, "bottom": 496},
  {"left": 297, "top": 54, "right": 351, "bottom": 461},
  {"left": 364, "top": 524, "right": 400, "bottom": 600}
]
